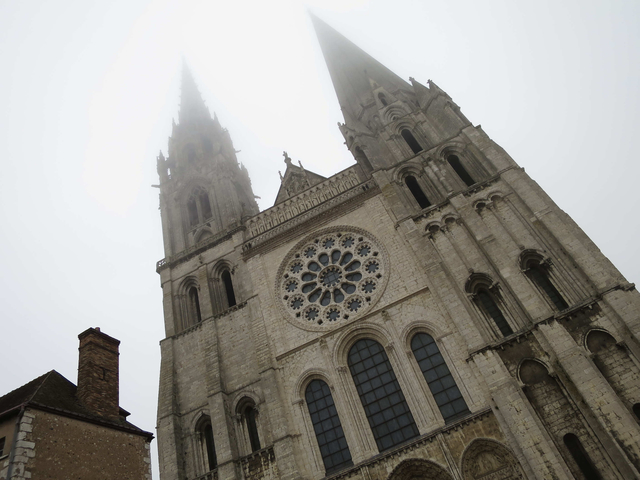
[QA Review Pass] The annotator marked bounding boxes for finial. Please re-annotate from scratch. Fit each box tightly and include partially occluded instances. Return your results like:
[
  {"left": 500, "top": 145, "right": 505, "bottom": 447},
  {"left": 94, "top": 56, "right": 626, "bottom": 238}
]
[
  {"left": 283, "top": 151, "right": 292, "bottom": 165},
  {"left": 279, "top": 170, "right": 284, "bottom": 181}
]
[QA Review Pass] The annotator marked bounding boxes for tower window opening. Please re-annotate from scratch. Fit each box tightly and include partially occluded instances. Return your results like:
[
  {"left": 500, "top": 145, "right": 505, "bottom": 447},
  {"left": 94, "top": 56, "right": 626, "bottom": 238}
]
[
  {"left": 401, "top": 129, "right": 423, "bottom": 154},
  {"left": 188, "top": 197, "right": 199, "bottom": 227},
  {"left": 199, "top": 421, "right": 217, "bottom": 471},
  {"left": 633, "top": 404, "right": 640, "bottom": 421},
  {"left": 188, "top": 286, "right": 202, "bottom": 324},
  {"left": 355, "top": 147, "right": 373, "bottom": 172},
  {"left": 305, "top": 380, "right": 353, "bottom": 473},
  {"left": 244, "top": 405, "right": 261, "bottom": 452},
  {"left": 221, "top": 270, "right": 237, "bottom": 307},
  {"left": 186, "top": 144, "right": 197, "bottom": 163},
  {"left": 199, "top": 191, "right": 213, "bottom": 220},
  {"left": 563, "top": 433, "right": 601, "bottom": 480},
  {"left": 348, "top": 338, "right": 419, "bottom": 452},
  {"left": 477, "top": 289, "right": 513, "bottom": 337},
  {"left": 378, "top": 93, "right": 388, "bottom": 106},
  {"left": 447, "top": 155, "right": 475, "bottom": 187},
  {"left": 404, "top": 175, "right": 431, "bottom": 209},
  {"left": 526, "top": 263, "right": 568, "bottom": 311},
  {"left": 411, "top": 333, "right": 470, "bottom": 422}
]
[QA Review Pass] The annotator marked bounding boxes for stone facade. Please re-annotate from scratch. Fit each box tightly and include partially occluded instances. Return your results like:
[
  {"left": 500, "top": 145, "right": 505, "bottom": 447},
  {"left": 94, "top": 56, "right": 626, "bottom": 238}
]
[{"left": 155, "top": 15, "right": 640, "bottom": 480}]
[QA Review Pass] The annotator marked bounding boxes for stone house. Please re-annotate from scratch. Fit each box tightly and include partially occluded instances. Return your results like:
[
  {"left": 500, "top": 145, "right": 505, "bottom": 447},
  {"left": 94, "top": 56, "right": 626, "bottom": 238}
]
[
  {"left": 154, "top": 15, "right": 640, "bottom": 480},
  {"left": 0, "top": 328, "right": 153, "bottom": 479}
]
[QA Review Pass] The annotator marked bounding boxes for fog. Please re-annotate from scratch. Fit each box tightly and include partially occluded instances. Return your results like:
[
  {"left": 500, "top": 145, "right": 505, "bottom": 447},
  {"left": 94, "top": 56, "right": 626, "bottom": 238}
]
[{"left": 1, "top": 1, "right": 638, "bottom": 478}]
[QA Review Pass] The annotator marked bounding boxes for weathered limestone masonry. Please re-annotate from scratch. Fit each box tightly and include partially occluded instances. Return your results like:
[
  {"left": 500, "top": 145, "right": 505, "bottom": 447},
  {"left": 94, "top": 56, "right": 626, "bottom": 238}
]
[{"left": 154, "top": 15, "right": 640, "bottom": 480}]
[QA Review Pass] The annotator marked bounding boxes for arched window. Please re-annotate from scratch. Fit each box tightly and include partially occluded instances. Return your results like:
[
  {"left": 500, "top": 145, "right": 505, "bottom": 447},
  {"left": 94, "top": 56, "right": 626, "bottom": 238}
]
[
  {"left": 476, "top": 289, "right": 513, "bottom": 337},
  {"left": 187, "top": 187, "right": 213, "bottom": 228},
  {"left": 404, "top": 175, "right": 431, "bottom": 209},
  {"left": 187, "top": 197, "right": 199, "bottom": 227},
  {"left": 447, "top": 155, "right": 475, "bottom": 187},
  {"left": 633, "top": 404, "right": 640, "bottom": 421},
  {"left": 188, "top": 286, "right": 202, "bottom": 324},
  {"left": 378, "top": 93, "right": 388, "bottom": 106},
  {"left": 197, "top": 418, "right": 217, "bottom": 472},
  {"left": 305, "top": 380, "right": 353, "bottom": 473},
  {"left": 354, "top": 147, "right": 373, "bottom": 172},
  {"left": 411, "top": 333, "right": 469, "bottom": 422},
  {"left": 563, "top": 433, "right": 601, "bottom": 480},
  {"left": 199, "top": 191, "right": 213, "bottom": 220},
  {"left": 242, "top": 404, "right": 261, "bottom": 452},
  {"left": 524, "top": 259, "right": 568, "bottom": 311},
  {"left": 348, "top": 339, "right": 419, "bottom": 452},
  {"left": 401, "top": 129, "right": 423, "bottom": 154},
  {"left": 221, "top": 270, "right": 237, "bottom": 307}
]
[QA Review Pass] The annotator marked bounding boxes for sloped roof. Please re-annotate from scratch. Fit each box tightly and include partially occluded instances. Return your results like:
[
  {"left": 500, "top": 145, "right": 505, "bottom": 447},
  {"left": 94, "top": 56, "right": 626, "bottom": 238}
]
[{"left": 0, "top": 370, "right": 152, "bottom": 439}]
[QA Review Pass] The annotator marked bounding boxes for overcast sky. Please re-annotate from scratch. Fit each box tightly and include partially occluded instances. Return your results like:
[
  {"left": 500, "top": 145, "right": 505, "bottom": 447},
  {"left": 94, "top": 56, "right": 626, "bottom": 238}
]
[{"left": 1, "top": 1, "right": 638, "bottom": 478}]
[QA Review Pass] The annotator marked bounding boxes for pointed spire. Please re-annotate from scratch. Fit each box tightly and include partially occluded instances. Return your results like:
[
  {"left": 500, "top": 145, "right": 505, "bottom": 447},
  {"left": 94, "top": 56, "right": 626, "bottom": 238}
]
[
  {"left": 311, "top": 14, "right": 412, "bottom": 123},
  {"left": 179, "top": 60, "right": 211, "bottom": 124}
]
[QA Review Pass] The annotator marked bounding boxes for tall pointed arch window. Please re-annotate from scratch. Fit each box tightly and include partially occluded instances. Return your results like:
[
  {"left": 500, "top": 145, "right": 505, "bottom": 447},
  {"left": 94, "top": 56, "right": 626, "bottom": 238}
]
[
  {"left": 188, "top": 286, "right": 202, "bottom": 324},
  {"left": 447, "top": 154, "right": 475, "bottom": 187},
  {"left": 476, "top": 288, "right": 513, "bottom": 337},
  {"left": 221, "top": 270, "right": 237, "bottom": 307},
  {"left": 187, "top": 187, "right": 214, "bottom": 228},
  {"left": 305, "top": 380, "right": 353, "bottom": 474},
  {"left": 378, "top": 93, "right": 388, "bottom": 106},
  {"left": 401, "top": 129, "right": 423, "bottom": 154},
  {"left": 522, "top": 256, "right": 568, "bottom": 311},
  {"left": 411, "top": 333, "right": 469, "bottom": 422},
  {"left": 348, "top": 339, "right": 419, "bottom": 452},
  {"left": 240, "top": 402, "right": 261, "bottom": 453},
  {"left": 563, "top": 434, "right": 602, "bottom": 480},
  {"left": 196, "top": 417, "right": 217, "bottom": 473},
  {"left": 404, "top": 175, "right": 431, "bottom": 209}
]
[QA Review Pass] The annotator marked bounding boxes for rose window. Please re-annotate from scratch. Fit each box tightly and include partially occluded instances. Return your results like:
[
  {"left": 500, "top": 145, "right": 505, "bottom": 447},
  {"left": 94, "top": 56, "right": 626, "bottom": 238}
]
[{"left": 278, "top": 228, "right": 388, "bottom": 330}]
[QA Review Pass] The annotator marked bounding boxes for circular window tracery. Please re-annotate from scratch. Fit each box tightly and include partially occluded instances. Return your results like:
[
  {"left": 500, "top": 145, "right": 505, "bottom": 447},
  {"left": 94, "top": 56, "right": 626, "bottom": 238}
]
[{"left": 278, "top": 227, "right": 388, "bottom": 330}]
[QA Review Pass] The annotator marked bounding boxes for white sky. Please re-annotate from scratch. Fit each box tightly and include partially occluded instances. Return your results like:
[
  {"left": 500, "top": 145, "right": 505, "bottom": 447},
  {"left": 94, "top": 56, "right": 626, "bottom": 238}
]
[{"left": 1, "top": 1, "right": 639, "bottom": 478}]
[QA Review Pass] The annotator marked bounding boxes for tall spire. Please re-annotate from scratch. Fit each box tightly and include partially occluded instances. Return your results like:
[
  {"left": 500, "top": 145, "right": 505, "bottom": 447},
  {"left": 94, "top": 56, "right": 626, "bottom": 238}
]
[
  {"left": 311, "top": 14, "right": 412, "bottom": 123},
  {"left": 179, "top": 60, "right": 211, "bottom": 124}
]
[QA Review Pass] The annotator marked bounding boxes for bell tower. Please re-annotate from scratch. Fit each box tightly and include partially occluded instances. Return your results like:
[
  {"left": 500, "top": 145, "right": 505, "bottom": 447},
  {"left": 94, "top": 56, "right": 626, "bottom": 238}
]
[{"left": 156, "top": 64, "right": 258, "bottom": 259}]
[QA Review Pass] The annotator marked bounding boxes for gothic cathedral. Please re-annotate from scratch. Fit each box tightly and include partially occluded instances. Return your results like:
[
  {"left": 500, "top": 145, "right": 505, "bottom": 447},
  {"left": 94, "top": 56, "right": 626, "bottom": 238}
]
[{"left": 154, "top": 15, "right": 640, "bottom": 480}]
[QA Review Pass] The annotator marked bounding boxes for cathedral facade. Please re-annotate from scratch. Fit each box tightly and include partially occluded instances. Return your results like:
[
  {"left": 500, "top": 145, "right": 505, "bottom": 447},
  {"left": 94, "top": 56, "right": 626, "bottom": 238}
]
[{"left": 155, "top": 16, "right": 640, "bottom": 480}]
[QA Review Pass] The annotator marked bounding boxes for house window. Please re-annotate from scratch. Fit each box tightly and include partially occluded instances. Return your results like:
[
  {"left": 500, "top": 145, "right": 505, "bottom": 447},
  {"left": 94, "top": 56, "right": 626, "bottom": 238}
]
[
  {"left": 476, "top": 289, "right": 513, "bottom": 337},
  {"left": 305, "top": 379, "right": 353, "bottom": 474},
  {"left": 404, "top": 175, "right": 431, "bottom": 209},
  {"left": 411, "top": 333, "right": 469, "bottom": 422},
  {"left": 348, "top": 339, "right": 419, "bottom": 452},
  {"left": 401, "top": 129, "right": 423, "bottom": 154},
  {"left": 447, "top": 155, "right": 475, "bottom": 187}
]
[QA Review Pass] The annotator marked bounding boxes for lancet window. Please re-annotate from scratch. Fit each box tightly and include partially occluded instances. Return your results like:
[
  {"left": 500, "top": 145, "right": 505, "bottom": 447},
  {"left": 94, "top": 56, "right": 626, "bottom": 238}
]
[
  {"left": 446, "top": 154, "right": 475, "bottom": 187},
  {"left": 401, "top": 129, "right": 423, "bottom": 154},
  {"left": 522, "top": 256, "right": 568, "bottom": 311},
  {"left": 410, "top": 333, "right": 469, "bottom": 422},
  {"left": 348, "top": 339, "right": 419, "bottom": 452},
  {"left": 186, "top": 187, "right": 214, "bottom": 228},
  {"left": 196, "top": 416, "right": 217, "bottom": 473},
  {"left": 404, "top": 175, "right": 431, "bottom": 209},
  {"left": 305, "top": 379, "right": 353, "bottom": 474}
]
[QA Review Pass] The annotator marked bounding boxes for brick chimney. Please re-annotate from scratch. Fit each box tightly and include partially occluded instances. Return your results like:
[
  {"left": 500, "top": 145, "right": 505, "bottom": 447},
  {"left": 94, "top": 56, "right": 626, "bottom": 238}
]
[{"left": 77, "top": 327, "right": 120, "bottom": 419}]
